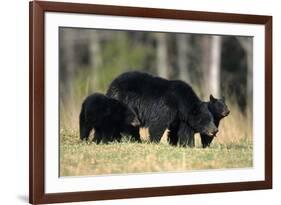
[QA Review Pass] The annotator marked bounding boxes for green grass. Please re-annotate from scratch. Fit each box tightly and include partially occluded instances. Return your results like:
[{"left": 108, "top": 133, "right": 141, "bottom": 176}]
[{"left": 60, "top": 129, "right": 253, "bottom": 176}]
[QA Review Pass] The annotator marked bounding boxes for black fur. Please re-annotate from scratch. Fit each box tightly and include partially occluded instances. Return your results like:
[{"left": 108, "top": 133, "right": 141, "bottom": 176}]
[
  {"left": 200, "top": 95, "right": 230, "bottom": 148},
  {"left": 106, "top": 71, "right": 218, "bottom": 144},
  {"left": 79, "top": 93, "right": 140, "bottom": 144},
  {"left": 167, "top": 95, "right": 230, "bottom": 148}
]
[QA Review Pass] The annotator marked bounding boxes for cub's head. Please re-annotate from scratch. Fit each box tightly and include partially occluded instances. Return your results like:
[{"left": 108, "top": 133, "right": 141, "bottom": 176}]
[{"left": 208, "top": 94, "right": 230, "bottom": 119}]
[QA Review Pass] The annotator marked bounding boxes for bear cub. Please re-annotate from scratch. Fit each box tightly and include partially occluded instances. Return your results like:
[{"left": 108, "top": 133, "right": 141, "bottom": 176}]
[
  {"left": 79, "top": 93, "right": 140, "bottom": 144},
  {"left": 200, "top": 95, "right": 230, "bottom": 148}
]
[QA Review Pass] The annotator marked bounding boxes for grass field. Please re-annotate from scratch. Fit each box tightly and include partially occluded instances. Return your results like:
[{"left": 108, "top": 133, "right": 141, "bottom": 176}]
[
  {"left": 60, "top": 118, "right": 253, "bottom": 176},
  {"left": 60, "top": 96, "right": 253, "bottom": 176}
]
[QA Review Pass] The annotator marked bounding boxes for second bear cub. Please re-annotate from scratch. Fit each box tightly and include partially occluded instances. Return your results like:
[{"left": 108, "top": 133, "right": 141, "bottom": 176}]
[{"left": 79, "top": 93, "right": 140, "bottom": 144}]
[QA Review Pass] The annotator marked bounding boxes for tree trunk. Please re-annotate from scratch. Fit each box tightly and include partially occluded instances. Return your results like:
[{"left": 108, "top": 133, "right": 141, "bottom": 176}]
[
  {"left": 237, "top": 37, "right": 253, "bottom": 118},
  {"left": 209, "top": 36, "right": 221, "bottom": 97},
  {"left": 88, "top": 31, "right": 102, "bottom": 90},
  {"left": 155, "top": 33, "right": 169, "bottom": 78},
  {"left": 62, "top": 28, "right": 76, "bottom": 99},
  {"left": 176, "top": 34, "right": 191, "bottom": 83},
  {"left": 201, "top": 36, "right": 210, "bottom": 98},
  {"left": 201, "top": 35, "right": 221, "bottom": 98}
]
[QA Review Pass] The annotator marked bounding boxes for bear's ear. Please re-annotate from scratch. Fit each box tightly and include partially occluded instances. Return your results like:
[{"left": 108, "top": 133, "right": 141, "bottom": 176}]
[
  {"left": 210, "top": 94, "right": 216, "bottom": 102},
  {"left": 222, "top": 96, "right": 225, "bottom": 102}
]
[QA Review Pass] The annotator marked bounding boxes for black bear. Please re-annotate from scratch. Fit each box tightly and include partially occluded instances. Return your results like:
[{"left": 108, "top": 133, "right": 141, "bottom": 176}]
[
  {"left": 106, "top": 71, "right": 218, "bottom": 144},
  {"left": 200, "top": 95, "right": 230, "bottom": 148},
  {"left": 168, "top": 95, "right": 230, "bottom": 148},
  {"left": 79, "top": 93, "right": 140, "bottom": 144}
]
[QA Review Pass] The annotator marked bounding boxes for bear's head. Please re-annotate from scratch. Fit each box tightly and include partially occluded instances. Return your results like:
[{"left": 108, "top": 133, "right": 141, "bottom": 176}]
[
  {"left": 188, "top": 103, "right": 218, "bottom": 137},
  {"left": 208, "top": 94, "right": 230, "bottom": 119}
]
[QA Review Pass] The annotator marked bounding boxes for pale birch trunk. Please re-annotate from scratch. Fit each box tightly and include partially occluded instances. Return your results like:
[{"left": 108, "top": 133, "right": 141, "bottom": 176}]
[
  {"left": 155, "top": 33, "right": 169, "bottom": 78},
  {"left": 62, "top": 29, "right": 76, "bottom": 99},
  {"left": 209, "top": 36, "right": 221, "bottom": 97},
  {"left": 176, "top": 34, "right": 191, "bottom": 83},
  {"left": 201, "top": 35, "right": 221, "bottom": 98},
  {"left": 88, "top": 31, "right": 102, "bottom": 90}
]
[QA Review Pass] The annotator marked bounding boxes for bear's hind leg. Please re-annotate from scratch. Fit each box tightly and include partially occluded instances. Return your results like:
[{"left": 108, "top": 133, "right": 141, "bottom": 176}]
[
  {"left": 93, "top": 130, "right": 103, "bottom": 144},
  {"left": 79, "top": 111, "right": 92, "bottom": 141},
  {"left": 79, "top": 124, "right": 92, "bottom": 141}
]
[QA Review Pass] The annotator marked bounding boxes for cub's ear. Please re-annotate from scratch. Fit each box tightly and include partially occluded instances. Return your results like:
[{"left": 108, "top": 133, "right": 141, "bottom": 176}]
[
  {"left": 222, "top": 96, "right": 225, "bottom": 102},
  {"left": 209, "top": 94, "right": 216, "bottom": 102}
]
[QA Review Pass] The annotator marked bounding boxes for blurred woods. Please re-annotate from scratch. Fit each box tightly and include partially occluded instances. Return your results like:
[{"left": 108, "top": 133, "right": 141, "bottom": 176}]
[{"left": 59, "top": 27, "right": 253, "bottom": 138}]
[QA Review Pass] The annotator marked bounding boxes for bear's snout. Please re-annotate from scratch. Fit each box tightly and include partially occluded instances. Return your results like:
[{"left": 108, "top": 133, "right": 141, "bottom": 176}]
[
  {"left": 223, "top": 109, "right": 230, "bottom": 117},
  {"left": 206, "top": 127, "right": 218, "bottom": 137},
  {"left": 212, "top": 128, "right": 219, "bottom": 136}
]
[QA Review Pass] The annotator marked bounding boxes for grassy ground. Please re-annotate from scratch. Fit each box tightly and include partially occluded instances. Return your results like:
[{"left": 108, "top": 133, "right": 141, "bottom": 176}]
[
  {"left": 60, "top": 99, "right": 253, "bottom": 176},
  {"left": 60, "top": 129, "right": 253, "bottom": 176}
]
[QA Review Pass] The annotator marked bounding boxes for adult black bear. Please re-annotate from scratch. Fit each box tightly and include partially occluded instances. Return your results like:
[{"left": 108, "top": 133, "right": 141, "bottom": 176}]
[
  {"left": 106, "top": 71, "right": 218, "bottom": 144},
  {"left": 79, "top": 93, "right": 140, "bottom": 144},
  {"left": 200, "top": 95, "right": 230, "bottom": 148}
]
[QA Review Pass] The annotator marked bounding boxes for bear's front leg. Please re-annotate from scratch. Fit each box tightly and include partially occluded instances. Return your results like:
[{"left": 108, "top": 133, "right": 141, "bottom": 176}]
[
  {"left": 167, "top": 120, "right": 179, "bottom": 146},
  {"left": 200, "top": 134, "right": 214, "bottom": 148},
  {"left": 177, "top": 122, "right": 195, "bottom": 147},
  {"left": 168, "top": 128, "right": 179, "bottom": 146}
]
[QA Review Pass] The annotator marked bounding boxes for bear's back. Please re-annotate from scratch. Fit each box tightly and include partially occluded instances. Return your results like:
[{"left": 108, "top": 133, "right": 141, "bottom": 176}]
[
  {"left": 107, "top": 71, "right": 201, "bottom": 112},
  {"left": 169, "top": 80, "right": 200, "bottom": 102},
  {"left": 108, "top": 71, "right": 170, "bottom": 98}
]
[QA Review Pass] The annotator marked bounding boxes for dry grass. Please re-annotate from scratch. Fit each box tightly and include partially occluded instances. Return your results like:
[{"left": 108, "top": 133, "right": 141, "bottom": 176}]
[
  {"left": 60, "top": 96, "right": 81, "bottom": 131},
  {"left": 60, "top": 130, "right": 252, "bottom": 176}
]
